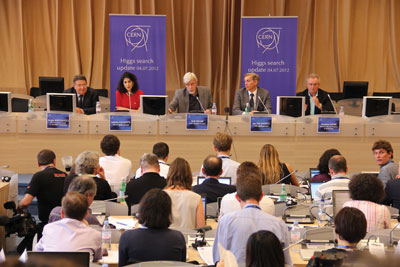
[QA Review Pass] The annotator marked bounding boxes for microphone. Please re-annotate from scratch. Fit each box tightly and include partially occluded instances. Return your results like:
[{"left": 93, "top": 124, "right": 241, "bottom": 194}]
[
  {"left": 224, "top": 107, "right": 229, "bottom": 124},
  {"left": 389, "top": 215, "right": 400, "bottom": 246},
  {"left": 327, "top": 94, "right": 337, "bottom": 114},
  {"left": 258, "top": 96, "right": 270, "bottom": 114},
  {"left": 274, "top": 170, "right": 298, "bottom": 184},
  {"left": 196, "top": 96, "right": 205, "bottom": 112}
]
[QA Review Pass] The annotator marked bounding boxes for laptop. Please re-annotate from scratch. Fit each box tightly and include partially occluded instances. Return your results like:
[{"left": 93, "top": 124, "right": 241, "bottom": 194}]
[
  {"left": 309, "top": 168, "right": 320, "bottom": 179},
  {"left": 310, "top": 182, "right": 324, "bottom": 200},
  {"left": 27, "top": 251, "right": 90, "bottom": 267},
  {"left": 332, "top": 190, "right": 351, "bottom": 217},
  {"left": 197, "top": 176, "right": 231, "bottom": 185},
  {"left": 201, "top": 193, "right": 207, "bottom": 218}
]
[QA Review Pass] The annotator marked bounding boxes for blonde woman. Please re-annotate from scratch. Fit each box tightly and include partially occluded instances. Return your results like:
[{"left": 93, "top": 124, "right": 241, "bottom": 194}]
[
  {"left": 258, "top": 144, "right": 299, "bottom": 185},
  {"left": 164, "top": 157, "right": 205, "bottom": 229}
]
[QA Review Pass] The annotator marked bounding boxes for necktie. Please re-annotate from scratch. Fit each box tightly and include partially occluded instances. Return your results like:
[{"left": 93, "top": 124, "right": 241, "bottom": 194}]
[
  {"left": 78, "top": 95, "right": 83, "bottom": 107},
  {"left": 249, "top": 93, "right": 254, "bottom": 109}
]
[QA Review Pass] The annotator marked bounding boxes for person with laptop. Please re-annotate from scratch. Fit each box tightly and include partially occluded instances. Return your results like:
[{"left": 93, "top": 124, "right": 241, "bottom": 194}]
[
  {"left": 64, "top": 75, "right": 99, "bottom": 115},
  {"left": 193, "top": 156, "right": 236, "bottom": 203},
  {"left": 314, "top": 155, "right": 350, "bottom": 203},
  {"left": 135, "top": 142, "right": 170, "bottom": 179},
  {"left": 36, "top": 192, "right": 102, "bottom": 262},
  {"left": 115, "top": 72, "right": 144, "bottom": 112},
  {"left": 168, "top": 72, "right": 213, "bottom": 114},
  {"left": 372, "top": 140, "right": 398, "bottom": 186},
  {"left": 296, "top": 73, "right": 334, "bottom": 115}
]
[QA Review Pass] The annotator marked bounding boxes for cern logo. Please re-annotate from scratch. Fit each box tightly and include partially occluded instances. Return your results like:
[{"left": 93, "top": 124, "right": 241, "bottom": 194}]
[
  {"left": 256, "top": 27, "right": 281, "bottom": 54},
  {"left": 124, "top": 25, "right": 150, "bottom": 52}
]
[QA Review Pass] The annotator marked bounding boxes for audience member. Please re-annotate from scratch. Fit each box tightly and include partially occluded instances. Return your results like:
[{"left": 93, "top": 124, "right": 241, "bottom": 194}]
[
  {"left": 193, "top": 156, "right": 236, "bottom": 203},
  {"left": 164, "top": 157, "right": 205, "bottom": 229},
  {"left": 219, "top": 162, "right": 275, "bottom": 217},
  {"left": 372, "top": 140, "right": 398, "bottom": 186},
  {"left": 118, "top": 188, "right": 186, "bottom": 266},
  {"left": 64, "top": 75, "right": 99, "bottom": 115},
  {"left": 48, "top": 176, "right": 100, "bottom": 225},
  {"left": 383, "top": 174, "right": 400, "bottom": 210},
  {"left": 212, "top": 166, "right": 291, "bottom": 265},
  {"left": 126, "top": 153, "right": 166, "bottom": 207},
  {"left": 314, "top": 155, "right": 350, "bottom": 203},
  {"left": 36, "top": 192, "right": 102, "bottom": 262},
  {"left": 115, "top": 72, "right": 144, "bottom": 111},
  {"left": 258, "top": 144, "right": 299, "bottom": 185},
  {"left": 135, "top": 142, "right": 170, "bottom": 179},
  {"left": 311, "top": 148, "right": 341, "bottom": 182},
  {"left": 343, "top": 173, "right": 390, "bottom": 232},
  {"left": 99, "top": 134, "right": 132, "bottom": 193},
  {"left": 63, "top": 151, "right": 116, "bottom": 200},
  {"left": 199, "top": 132, "right": 240, "bottom": 184}
]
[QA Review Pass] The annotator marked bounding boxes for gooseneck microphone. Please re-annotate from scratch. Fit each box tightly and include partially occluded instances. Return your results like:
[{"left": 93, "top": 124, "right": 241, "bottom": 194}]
[
  {"left": 258, "top": 96, "right": 270, "bottom": 114},
  {"left": 224, "top": 107, "right": 229, "bottom": 124},
  {"left": 327, "top": 94, "right": 337, "bottom": 114},
  {"left": 273, "top": 170, "right": 298, "bottom": 184},
  {"left": 196, "top": 96, "right": 205, "bottom": 112}
]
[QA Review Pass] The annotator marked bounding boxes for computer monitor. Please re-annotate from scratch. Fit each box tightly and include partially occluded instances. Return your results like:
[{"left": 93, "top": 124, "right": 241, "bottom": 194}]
[
  {"left": 309, "top": 168, "right": 320, "bottom": 179},
  {"left": 276, "top": 96, "right": 305, "bottom": 117},
  {"left": 362, "top": 96, "right": 392, "bottom": 118},
  {"left": 39, "top": 76, "right": 64, "bottom": 95},
  {"left": 201, "top": 194, "right": 207, "bottom": 218},
  {"left": 140, "top": 95, "right": 168, "bottom": 115},
  {"left": 197, "top": 176, "right": 232, "bottom": 185},
  {"left": 0, "top": 92, "right": 11, "bottom": 112},
  {"left": 332, "top": 190, "right": 351, "bottom": 217},
  {"left": 310, "top": 182, "right": 324, "bottom": 200},
  {"left": 46, "top": 93, "right": 76, "bottom": 113},
  {"left": 343, "top": 81, "right": 368, "bottom": 99}
]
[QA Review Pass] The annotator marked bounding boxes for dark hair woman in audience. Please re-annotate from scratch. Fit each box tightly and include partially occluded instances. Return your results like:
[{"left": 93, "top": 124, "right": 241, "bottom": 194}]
[
  {"left": 118, "top": 188, "right": 186, "bottom": 266},
  {"left": 164, "top": 157, "right": 205, "bottom": 229},
  {"left": 115, "top": 72, "right": 143, "bottom": 112},
  {"left": 343, "top": 173, "right": 390, "bottom": 232},
  {"left": 258, "top": 144, "right": 299, "bottom": 185},
  {"left": 311, "top": 148, "right": 341, "bottom": 182}
]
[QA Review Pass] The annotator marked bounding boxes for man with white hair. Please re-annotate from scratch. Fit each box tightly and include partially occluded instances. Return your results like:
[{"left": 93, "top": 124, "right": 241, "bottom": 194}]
[{"left": 168, "top": 72, "right": 213, "bottom": 114}]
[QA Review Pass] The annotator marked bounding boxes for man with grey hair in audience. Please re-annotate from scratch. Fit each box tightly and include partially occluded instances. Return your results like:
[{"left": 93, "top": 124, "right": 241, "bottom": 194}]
[
  {"left": 49, "top": 175, "right": 100, "bottom": 225},
  {"left": 126, "top": 153, "right": 167, "bottom": 206},
  {"left": 63, "top": 151, "right": 116, "bottom": 200}
]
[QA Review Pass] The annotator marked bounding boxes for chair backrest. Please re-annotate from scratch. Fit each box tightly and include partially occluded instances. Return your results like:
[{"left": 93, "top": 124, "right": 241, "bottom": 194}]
[
  {"left": 30, "top": 87, "right": 41, "bottom": 97},
  {"left": 94, "top": 89, "right": 108, "bottom": 98},
  {"left": 206, "top": 202, "right": 218, "bottom": 217},
  {"left": 11, "top": 98, "right": 29, "bottom": 112},
  {"left": 106, "top": 201, "right": 129, "bottom": 216},
  {"left": 127, "top": 261, "right": 198, "bottom": 266},
  {"left": 27, "top": 251, "right": 90, "bottom": 267}
]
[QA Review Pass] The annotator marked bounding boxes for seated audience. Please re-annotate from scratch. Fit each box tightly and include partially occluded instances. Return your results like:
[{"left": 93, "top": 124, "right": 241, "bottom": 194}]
[
  {"left": 63, "top": 151, "right": 116, "bottom": 200},
  {"left": 126, "top": 153, "right": 166, "bottom": 207},
  {"left": 314, "top": 155, "right": 350, "bottom": 203},
  {"left": 135, "top": 142, "right": 170, "bottom": 179},
  {"left": 36, "top": 192, "right": 102, "bottom": 262},
  {"left": 372, "top": 140, "right": 398, "bottom": 186},
  {"left": 383, "top": 175, "right": 400, "bottom": 210},
  {"left": 258, "top": 144, "right": 299, "bottom": 185},
  {"left": 343, "top": 173, "right": 390, "bottom": 232},
  {"left": 220, "top": 162, "right": 274, "bottom": 217},
  {"left": 118, "top": 188, "right": 186, "bottom": 266},
  {"left": 99, "top": 134, "right": 132, "bottom": 193},
  {"left": 311, "top": 148, "right": 341, "bottom": 182},
  {"left": 164, "top": 157, "right": 205, "bottom": 229},
  {"left": 193, "top": 155, "right": 236, "bottom": 203},
  {"left": 49, "top": 176, "right": 100, "bottom": 225}
]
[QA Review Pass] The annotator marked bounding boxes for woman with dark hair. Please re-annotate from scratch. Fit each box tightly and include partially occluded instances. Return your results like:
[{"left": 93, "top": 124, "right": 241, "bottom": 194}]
[
  {"left": 311, "top": 149, "right": 341, "bottom": 182},
  {"left": 115, "top": 72, "right": 144, "bottom": 111},
  {"left": 343, "top": 173, "right": 391, "bottom": 232},
  {"left": 164, "top": 157, "right": 205, "bottom": 229},
  {"left": 118, "top": 188, "right": 186, "bottom": 266}
]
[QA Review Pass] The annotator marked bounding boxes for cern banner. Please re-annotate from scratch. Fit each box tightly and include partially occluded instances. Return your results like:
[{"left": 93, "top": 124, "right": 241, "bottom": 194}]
[
  {"left": 241, "top": 17, "right": 297, "bottom": 113},
  {"left": 109, "top": 15, "right": 166, "bottom": 111}
]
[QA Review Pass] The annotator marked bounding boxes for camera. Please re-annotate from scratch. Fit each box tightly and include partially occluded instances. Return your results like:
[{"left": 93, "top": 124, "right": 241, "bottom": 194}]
[{"left": 0, "top": 201, "right": 36, "bottom": 237}]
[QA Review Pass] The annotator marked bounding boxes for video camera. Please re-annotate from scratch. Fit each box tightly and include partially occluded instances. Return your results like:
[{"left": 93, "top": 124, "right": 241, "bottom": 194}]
[{"left": 0, "top": 201, "right": 36, "bottom": 237}]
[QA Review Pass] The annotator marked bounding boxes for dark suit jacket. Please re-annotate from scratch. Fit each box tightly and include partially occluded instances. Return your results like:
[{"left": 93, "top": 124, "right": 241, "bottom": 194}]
[
  {"left": 126, "top": 172, "right": 167, "bottom": 206},
  {"left": 232, "top": 87, "right": 272, "bottom": 115},
  {"left": 64, "top": 87, "right": 99, "bottom": 115},
  {"left": 169, "top": 86, "right": 213, "bottom": 113},
  {"left": 63, "top": 173, "right": 117, "bottom": 200},
  {"left": 296, "top": 88, "right": 334, "bottom": 115},
  {"left": 383, "top": 179, "right": 400, "bottom": 211},
  {"left": 192, "top": 178, "right": 236, "bottom": 203}
]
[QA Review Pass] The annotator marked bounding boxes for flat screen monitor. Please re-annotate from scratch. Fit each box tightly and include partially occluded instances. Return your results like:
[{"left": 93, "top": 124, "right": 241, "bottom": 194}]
[
  {"left": 310, "top": 182, "right": 323, "bottom": 200},
  {"left": 46, "top": 93, "right": 76, "bottom": 113},
  {"left": 309, "top": 168, "right": 320, "bottom": 179},
  {"left": 276, "top": 96, "right": 305, "bottom": 117},
  {"left": 140, "top": 95, "right": 168, "bottom": 115},
  {"left": 362, "top": 96, "right": 391, "bottom": 118},
  {"left": 39, "top": 76, "right": 64, "bottom": 95},
  {"left": 197, "top": 176, "right": 232, "bottom": 185},
  {"left": 0, "top": 92, "right": 11, "bottom": 112},
  {"left": 343, "top": 81, "right": 368, "bottom": 99}
]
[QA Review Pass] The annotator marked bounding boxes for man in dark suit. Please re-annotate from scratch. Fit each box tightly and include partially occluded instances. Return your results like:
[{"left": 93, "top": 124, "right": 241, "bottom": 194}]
[
  {"left": 232, "top": 73, "right": 272, "bottom": 115},
  {"left": 296, "top": 73, "right": 334, "bottom": 115},
  {"left": 64, "top": 75, "right": 99, "bottom": 115},
  {"left": 193, "top": 155, "right": 236, "bottom": 203},
  {"left": 168, "top": 72, "right": 213, "bottom": 114},
  {"left": 126, "top": 153, "right": 167, "bottom": 206}
]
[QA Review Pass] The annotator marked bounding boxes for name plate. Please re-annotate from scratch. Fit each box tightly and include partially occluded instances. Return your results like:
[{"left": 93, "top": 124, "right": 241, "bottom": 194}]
[
  {"left": 109, "top": 115, "right": 132, "bottom": 131},
  {"left": 186, "top": 114, "right": 208, "bottom": 130},
  {"left": 318, "top": 117, "right": 340, "bottom": 133},
  {"left": 250, "top": 116, "right": 272, "bottom": 132},
  {"left": 46, "top": 113, "right": 70, "bottom": 129}
]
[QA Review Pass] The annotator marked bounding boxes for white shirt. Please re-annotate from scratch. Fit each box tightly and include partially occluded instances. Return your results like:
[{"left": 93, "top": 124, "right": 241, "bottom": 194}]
[
  {"left": 219, "top": 192, "right": 275, "bottom": 218},
  {"left": 99, "top": 154, "right": 132, "bottom": 192},
  {"left": 199, "top": 155, "right": 240, "bottom": 184},
  {"left": 135, "top": 160, "right": 169, "bottom": 179}
]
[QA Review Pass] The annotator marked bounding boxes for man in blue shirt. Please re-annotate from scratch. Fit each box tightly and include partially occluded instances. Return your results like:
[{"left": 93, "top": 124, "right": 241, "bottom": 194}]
[{"left": 372, "top": 140, "right": 398, "bottom": 187}]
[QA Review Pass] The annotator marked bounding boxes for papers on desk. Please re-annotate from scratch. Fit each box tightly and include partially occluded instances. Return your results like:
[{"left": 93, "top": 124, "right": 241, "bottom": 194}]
[
  {"left": 197, "top": 247, "right": 214, "bottom": 266},
  {"left": 300, "top": 243, "right": 334, "bottom": 260},
  {"left": 108, "top": 217, "right": 137, "bottom": 229},
  {"left": 101, "top": 250, "right": 118, "bottom": 264},
  {"left": 218, "top": 244, "right": 238, "bottom": 267}
]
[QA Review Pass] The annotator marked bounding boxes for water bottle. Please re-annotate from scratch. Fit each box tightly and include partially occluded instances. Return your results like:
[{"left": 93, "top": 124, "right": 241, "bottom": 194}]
[
  {"left": 28, "top": 99, "right": 34, "bottom": 112},
  {"left": 211, "top": 103, "right": 217, "bottom": 115},
  {"left": 318, "top": 200, "right": 327, "bottom": 226},
  {"left": 102, "top": 220, "right": 111, "bottom": 252},
  {"left": 290, "top": 221, "right": 301, "bottom": 252},
  {"left": 119, "top": 178, "right": 126, "bottom": 203},
  {"left": 245, "top": 103, "right": 251, "bottom": 115},
  {"left": 339, "top": 105, "right": 344, "bottom": 116},
  {"left": 279, "top": 184, "right": 287, "bottom": 202},
  {"left": 96, "top": 101, "right": 101, "bottom": 114}
]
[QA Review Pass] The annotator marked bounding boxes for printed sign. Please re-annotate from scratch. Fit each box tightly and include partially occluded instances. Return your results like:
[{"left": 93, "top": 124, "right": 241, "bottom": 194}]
[
  {"left": 318, "top": 117, "right": 340, "bottom": 133},
  {"left": 109, "top": 115, "right": 132, "bottom": 131},
  {"left": 46, "top": 113, "right": 70, "bottom": 129},
  {"left": 250, "top": 116, "right": 272, "bottom": 132},
  {"left": 186, "top": 114, "right": 208, "bottom": 130}
]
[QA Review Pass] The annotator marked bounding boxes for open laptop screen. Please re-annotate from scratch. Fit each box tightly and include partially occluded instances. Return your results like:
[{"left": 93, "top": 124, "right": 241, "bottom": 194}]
[
  {"left": 310, "top": 182, "right": 323, "bottom": 200},
  {"left": 310, "top": 168, "right": 320, "bottom": 179},
  {"left": 197, "top": 176, "right": 231, "bottom": 185},
  {"left": 332, "top": 190, "right": 351, "bottom": 217}
]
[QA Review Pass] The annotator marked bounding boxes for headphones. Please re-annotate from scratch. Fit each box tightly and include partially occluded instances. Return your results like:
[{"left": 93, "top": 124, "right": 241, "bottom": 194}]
[{"left": 1, "top": 176, "right": 11, "bottom": 182}]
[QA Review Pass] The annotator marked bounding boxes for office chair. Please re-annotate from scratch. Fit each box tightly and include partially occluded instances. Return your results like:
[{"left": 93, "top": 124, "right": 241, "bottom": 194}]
[{"left": 94, "top": 89, "right": 108, "bottom": 98}]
